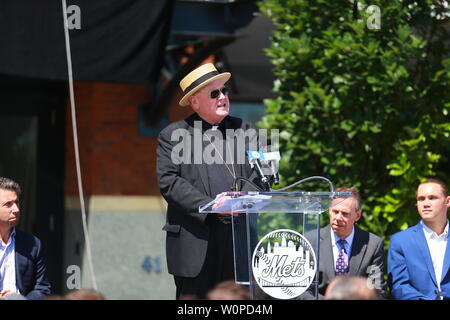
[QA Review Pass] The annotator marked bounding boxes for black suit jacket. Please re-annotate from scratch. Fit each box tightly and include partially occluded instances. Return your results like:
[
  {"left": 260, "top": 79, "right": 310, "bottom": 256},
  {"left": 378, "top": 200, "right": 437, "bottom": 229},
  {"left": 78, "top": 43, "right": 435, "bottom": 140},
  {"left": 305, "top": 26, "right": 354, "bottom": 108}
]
[
  {"left": 14, "top": 229, "right": 51, "bottom": 299},
  {"left": 157, "top": 113, "right": 260, "bottom": 278},
  {"left": 303, "top": 224, "right": 386, "bottom": 299}
]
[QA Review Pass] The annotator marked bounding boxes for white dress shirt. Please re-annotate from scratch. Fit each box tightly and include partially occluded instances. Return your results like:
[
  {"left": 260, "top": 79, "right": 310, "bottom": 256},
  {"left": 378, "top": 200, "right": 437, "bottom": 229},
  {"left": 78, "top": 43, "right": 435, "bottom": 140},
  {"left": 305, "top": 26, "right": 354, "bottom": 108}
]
[
  {"left": 421, "top": 220, "right": 449, "bottom": 292},
  {"left": 0, "top": 228, "right": 18, "bottom": 294},
  {"left": 331, "top": 226, "right": 355, "bottom": 270}
]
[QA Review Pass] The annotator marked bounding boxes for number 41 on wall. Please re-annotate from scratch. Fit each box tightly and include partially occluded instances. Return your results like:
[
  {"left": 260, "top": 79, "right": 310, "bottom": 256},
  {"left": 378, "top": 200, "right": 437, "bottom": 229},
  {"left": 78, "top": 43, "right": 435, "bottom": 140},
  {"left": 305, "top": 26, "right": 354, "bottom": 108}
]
[{"left": 141, "top": 256, "right": 162, "bottom": 274}]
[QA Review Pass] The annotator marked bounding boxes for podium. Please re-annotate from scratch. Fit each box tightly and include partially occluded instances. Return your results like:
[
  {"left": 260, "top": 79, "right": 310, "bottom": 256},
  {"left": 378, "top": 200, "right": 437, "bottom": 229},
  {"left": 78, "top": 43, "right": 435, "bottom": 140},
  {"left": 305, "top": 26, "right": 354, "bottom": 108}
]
[{"left": 200, "top": 191, "right": 350, "bottom": 300}]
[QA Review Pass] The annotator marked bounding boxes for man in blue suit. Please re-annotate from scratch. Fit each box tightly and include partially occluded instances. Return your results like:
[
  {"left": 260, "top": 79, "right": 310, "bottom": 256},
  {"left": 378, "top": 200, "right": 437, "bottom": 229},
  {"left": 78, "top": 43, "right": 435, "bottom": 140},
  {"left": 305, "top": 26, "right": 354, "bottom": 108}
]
[
  {"left": 0, "top": 177, "right": 51, "bottom": 299},
  {"left": 388, "top": 178, "right": 450, "bottom": 300}
]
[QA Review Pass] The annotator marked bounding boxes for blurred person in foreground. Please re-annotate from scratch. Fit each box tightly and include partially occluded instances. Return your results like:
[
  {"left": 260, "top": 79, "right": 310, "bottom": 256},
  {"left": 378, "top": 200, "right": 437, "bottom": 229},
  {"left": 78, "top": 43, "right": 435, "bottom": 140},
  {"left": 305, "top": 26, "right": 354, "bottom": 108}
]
[
  {"left": 207, "top": 280, "right": 250, "bottom": 300},
  {"left": 325, "top": 275, "right": 378, "bottom": 300},
  {"left": 65, "top": 289, "right": 105, "bottom": 300}
]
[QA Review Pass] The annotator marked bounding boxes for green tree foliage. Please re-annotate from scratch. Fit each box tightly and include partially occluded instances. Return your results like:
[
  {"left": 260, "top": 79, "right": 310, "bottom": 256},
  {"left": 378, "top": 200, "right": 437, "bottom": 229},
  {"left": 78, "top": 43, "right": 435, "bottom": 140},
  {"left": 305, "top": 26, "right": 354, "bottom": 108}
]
[{"left": 258, "top": 0, "right": 450, "bottom": 245}]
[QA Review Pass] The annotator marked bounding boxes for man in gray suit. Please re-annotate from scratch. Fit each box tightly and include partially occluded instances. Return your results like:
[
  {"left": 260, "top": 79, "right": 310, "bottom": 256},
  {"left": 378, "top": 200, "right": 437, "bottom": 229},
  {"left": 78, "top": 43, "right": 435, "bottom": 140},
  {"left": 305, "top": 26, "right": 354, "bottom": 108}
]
[{"left": 304, "top": 187, "right": 386, "bottom": 299}]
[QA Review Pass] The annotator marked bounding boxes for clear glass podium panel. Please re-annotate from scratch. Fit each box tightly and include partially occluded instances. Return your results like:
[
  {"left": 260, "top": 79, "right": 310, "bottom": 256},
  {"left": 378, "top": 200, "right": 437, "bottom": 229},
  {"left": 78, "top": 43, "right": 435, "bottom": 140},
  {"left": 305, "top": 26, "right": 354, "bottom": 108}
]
[{"left": 199, "top": 191, "right": 351, "bottom": 300}]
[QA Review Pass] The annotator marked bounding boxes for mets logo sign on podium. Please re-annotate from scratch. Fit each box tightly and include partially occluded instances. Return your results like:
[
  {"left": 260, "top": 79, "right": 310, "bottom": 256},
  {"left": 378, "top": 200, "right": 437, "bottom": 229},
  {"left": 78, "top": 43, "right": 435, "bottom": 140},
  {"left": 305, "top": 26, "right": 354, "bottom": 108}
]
[{"left": 252, "top": 229, "right": 317, "bottom": 299}]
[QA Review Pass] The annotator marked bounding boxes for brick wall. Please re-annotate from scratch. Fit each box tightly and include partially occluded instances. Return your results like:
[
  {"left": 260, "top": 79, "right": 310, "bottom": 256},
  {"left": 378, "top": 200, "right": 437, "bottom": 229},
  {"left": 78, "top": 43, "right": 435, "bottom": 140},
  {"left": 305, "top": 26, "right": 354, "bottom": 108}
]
[{"left": 65, "top": 82, "right": 192, "bottom": 196}]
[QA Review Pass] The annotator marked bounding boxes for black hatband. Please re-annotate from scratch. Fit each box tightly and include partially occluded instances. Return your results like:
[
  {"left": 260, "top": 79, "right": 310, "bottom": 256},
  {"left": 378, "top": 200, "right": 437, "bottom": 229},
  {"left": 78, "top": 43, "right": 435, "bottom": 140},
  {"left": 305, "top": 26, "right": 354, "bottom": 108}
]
[{"left": 184, "top": 71, "right": 219, "bottom": 94}]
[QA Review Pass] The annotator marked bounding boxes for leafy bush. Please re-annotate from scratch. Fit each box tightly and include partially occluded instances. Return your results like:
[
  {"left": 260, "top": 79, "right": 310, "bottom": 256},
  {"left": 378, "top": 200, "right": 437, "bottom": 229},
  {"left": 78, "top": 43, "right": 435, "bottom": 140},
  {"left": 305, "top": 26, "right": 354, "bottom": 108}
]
[{"left": 258, "top": 0, "right": 450, "bottom": 247}]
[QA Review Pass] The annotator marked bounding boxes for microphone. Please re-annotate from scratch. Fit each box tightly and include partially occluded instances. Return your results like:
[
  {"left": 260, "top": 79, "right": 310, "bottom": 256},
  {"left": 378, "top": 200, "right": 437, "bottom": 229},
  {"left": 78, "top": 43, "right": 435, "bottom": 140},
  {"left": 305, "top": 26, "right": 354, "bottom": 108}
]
[
  {"left": 247, "top": 150, "right": 271, "bottom": 191},
  {"left": 261, "top": 150, "right": 280, "bottom": 185},
  {"left": 247, "top": 151, "right": 268, "bottom": 180},
  {"left": 270, "top": 161, "right": 279, "bottom": 185}
]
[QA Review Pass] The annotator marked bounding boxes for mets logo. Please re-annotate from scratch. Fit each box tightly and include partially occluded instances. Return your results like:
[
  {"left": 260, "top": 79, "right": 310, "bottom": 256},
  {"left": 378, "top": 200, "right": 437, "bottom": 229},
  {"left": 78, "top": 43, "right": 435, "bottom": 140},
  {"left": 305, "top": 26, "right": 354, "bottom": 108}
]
[{"left": 252, "top": 229, "right": 316, "bottom": 299}]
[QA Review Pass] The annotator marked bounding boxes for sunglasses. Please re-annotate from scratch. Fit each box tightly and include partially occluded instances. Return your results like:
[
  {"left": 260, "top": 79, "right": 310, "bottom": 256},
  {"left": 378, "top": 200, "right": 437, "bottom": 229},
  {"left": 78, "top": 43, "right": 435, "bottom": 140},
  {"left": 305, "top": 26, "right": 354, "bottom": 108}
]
[{"left": 210, "top": 87, "right": 230, "bottom": 99}]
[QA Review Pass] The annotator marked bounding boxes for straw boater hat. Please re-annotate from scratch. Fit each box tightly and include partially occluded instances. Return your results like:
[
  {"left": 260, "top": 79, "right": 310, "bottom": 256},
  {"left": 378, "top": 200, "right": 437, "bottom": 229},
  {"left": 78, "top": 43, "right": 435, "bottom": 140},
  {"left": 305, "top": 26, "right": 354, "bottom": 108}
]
[{"left": 179, "top": 63, "right": 231, "bottom": 107}]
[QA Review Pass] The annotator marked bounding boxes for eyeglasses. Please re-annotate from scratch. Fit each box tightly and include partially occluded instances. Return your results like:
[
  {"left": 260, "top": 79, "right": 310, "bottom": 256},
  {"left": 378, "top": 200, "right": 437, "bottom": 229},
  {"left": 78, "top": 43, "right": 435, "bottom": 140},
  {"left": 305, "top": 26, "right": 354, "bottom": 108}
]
[{"left": 210, "top": 87, "right": 230, "bottom": 99}]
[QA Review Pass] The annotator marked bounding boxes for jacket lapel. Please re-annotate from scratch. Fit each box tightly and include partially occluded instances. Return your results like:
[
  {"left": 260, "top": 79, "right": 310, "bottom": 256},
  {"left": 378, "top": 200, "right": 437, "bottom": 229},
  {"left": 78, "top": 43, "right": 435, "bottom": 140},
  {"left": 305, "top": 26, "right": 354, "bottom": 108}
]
[
  {"left": 320, "top": 225, "right": 336, "bottom": 279},
  {"left": 349, "top": 226, "right": 368, "bottom": 274},
  {"left": 439, "top": 224, "right": 450, "bottom": 283},
  {"left": 14, "top": 231, "right": 25, "bottom": 294},
  {"left": 224, "top": 116, "right": 245, "bottom": 180},
  {"left": 413, "top": 223, "right": 438, "bottom": 286},
  {"left": 186, "top": 114, "right": 211, "bottom": 194},
  {"left": 197, "top": 164, "right": 210, "bottom": 194}
]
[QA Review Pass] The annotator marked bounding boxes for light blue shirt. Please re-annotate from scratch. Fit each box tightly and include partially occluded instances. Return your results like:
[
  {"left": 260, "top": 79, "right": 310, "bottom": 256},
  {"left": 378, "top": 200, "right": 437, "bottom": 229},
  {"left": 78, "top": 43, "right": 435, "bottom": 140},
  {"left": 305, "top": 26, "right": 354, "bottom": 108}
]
[
  {"left": 331, "top": 227, "right": 355, "bottom": 269},
  {"left": 0, "top": 228, "right": 18, "bottom": 294}
]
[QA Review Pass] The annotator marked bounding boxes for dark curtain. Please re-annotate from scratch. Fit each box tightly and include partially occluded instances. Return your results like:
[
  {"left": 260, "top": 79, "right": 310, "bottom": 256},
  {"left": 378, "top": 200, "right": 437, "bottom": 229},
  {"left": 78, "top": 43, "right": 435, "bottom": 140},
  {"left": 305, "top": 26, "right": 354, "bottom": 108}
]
[{"left": 0, "top": 0, "right": 174, "bottom": 83}]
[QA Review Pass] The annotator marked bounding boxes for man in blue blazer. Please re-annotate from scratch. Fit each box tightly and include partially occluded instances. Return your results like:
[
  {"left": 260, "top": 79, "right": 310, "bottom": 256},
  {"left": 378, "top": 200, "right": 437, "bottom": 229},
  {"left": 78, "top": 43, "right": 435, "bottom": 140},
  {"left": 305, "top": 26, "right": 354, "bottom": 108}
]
[
  {"left": 0, "top": 177, "right": 51, "bottom": 299},
  {"left": 388, "top": 179, "right": 450, "bottom": 300}
]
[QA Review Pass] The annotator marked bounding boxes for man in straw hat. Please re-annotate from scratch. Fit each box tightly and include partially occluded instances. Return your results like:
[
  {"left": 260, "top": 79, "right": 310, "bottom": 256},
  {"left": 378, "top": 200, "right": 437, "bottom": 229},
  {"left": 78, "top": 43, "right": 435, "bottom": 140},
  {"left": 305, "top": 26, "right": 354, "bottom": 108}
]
[{"left": 157, "top": 63, "right": 262, "bottom": 299}]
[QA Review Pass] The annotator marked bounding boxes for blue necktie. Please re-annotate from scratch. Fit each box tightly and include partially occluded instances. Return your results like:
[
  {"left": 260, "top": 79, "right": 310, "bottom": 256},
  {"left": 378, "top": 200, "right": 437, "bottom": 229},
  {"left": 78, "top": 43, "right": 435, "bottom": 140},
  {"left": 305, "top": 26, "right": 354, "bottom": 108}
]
[{"left": 335, "top": 239, "right": 349, "bottom": 275}]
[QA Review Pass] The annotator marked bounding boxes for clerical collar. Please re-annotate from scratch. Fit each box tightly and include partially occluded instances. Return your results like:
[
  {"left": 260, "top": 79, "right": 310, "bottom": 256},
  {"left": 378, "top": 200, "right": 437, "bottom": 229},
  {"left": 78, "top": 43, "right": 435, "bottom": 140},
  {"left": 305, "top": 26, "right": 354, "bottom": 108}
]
[{"left": 192, "top": 113, "right": 228, "bottom": 132}]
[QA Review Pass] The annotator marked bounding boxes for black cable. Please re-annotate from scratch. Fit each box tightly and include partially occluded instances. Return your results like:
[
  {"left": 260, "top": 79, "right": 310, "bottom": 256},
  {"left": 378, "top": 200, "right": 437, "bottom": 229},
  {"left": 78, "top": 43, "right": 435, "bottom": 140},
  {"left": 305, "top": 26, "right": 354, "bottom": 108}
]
[
  {"left": 276, "top": 176, "right": 335, "bottom": 193},
  {"left": 233, "top": 176, "right": 265, "bottom": 192}
]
